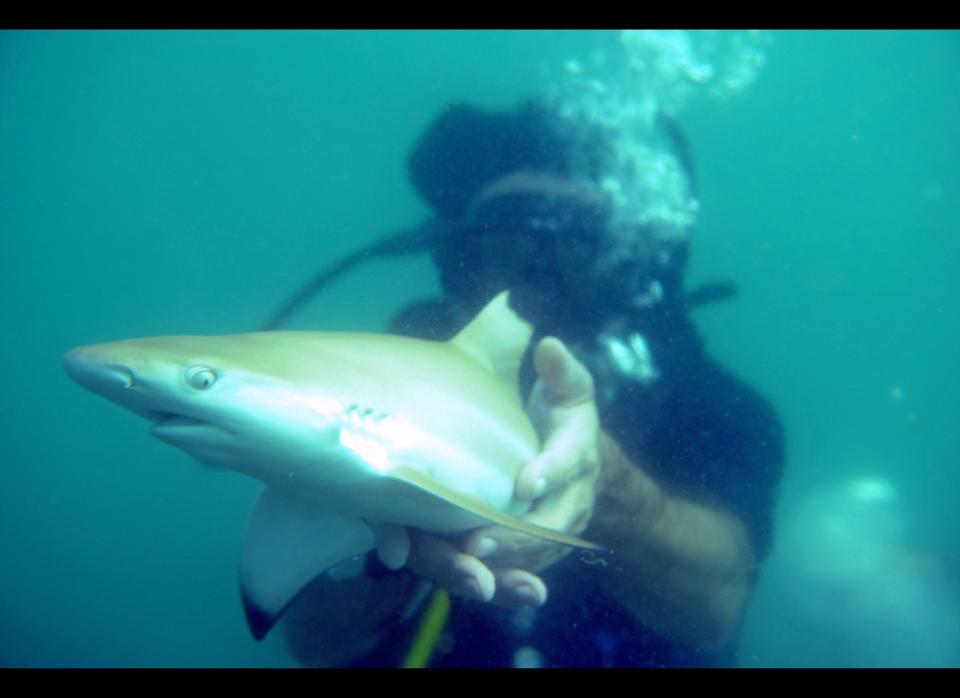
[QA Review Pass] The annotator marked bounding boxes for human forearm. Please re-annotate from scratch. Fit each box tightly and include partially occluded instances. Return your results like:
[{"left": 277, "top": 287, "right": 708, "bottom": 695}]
[{"left": 587, "top": 432, "right": 758, "bottom": 650}]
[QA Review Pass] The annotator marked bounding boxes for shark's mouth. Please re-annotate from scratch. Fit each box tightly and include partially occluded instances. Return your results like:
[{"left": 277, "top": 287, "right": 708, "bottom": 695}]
[
  {"left": 147, "top": 411, "right": 216, "bottom": 442},
  {"left": 147, "top": 410, "right": 238, "bottom": 460},
  {"left": 146, "top": 410, "right": 206, "bottom": 428}
]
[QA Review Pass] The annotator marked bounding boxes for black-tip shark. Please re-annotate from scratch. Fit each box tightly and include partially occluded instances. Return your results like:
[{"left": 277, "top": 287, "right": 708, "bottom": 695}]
[{"left": 64, "top": 292, "right": 599, "bottom": 640}]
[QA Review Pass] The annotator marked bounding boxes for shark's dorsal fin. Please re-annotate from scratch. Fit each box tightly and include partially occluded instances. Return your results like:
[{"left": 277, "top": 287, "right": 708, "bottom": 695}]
[{"left": 450, "top": 291, "right": 533, "bottom": 394}]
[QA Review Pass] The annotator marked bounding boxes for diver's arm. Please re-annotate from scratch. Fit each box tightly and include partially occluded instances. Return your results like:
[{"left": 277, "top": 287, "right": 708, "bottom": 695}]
[{"left": 588, "top": 433, "right": 757, "bottom": 649}]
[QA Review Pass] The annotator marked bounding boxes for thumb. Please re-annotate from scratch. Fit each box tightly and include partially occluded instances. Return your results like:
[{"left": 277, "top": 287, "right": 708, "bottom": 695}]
[
  {"left": 533, "top": 337, "right": 594, "bottom": 407},
  {"left": 372, "top": 522, "right": 411, "bottom": 570}
]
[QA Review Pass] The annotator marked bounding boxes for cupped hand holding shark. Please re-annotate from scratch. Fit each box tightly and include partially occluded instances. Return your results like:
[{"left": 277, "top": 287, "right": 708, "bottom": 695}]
[{"left": 374, "top": 336, "right": 601, "bottom": 608}]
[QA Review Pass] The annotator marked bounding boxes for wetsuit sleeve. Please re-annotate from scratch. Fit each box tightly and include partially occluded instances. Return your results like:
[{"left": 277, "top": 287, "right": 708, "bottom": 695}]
[{"left": 644, "top": 360, "right": 785, "bottom": 561}]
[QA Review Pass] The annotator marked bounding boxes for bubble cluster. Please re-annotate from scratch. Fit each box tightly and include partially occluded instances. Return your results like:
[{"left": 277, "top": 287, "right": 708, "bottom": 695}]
[{"left": 544, "top": 30, "right": 771, "bottom": 246}]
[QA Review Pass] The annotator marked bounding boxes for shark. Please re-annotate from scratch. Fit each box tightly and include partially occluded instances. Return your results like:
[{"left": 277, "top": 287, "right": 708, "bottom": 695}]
[{"left": 63, "top": 292, "right": 598, "bottom": 640}]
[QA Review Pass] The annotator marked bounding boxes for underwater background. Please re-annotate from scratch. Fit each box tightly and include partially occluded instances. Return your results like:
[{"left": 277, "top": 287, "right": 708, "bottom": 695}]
[{"left": 0, "top": 29, "right": 957, "bottom": 667}]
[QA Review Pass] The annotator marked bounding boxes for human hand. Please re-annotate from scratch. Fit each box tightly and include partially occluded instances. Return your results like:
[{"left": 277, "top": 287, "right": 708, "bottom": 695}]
[{"left": 373, "top": 336, "right": 601, "bottom": 608}]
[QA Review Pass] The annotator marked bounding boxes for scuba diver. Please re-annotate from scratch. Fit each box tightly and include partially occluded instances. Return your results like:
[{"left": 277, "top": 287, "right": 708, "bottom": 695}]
[{"left": 268, "top": 101, "right": 785, "bottom": 668}]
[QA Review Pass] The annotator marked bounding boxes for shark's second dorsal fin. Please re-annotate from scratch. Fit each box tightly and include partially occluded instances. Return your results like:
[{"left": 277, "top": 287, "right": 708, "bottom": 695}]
[{"left": 449, "top": 291, "right": 533, "bottom": 394}]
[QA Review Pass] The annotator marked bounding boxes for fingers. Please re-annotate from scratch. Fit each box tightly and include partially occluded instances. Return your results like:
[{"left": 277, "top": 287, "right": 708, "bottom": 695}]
[
  {"left": 372, "top": 522, "right": 411, "bottom": 570},
  {"left": 404, "top": 531, "right": 549, "bottom": 609},
  {"left": 406, "top": 531, "right": 496, "bottom": 603},
  {"left": 463, "top": 524, "right": 573, "bottom": 574},
  {"left": 489, "top": 569, "right": 548, "bottom": 609},
  {"left": 461, "top": 530, "right": 551, "bottom": 608}
]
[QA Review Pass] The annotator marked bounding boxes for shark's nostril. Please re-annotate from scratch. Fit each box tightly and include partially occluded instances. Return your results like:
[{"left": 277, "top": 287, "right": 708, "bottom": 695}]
[
  {"left": 63, "top": 350, "right": 134, "bottom": 389},
  {"left": 104, "top": 365, "right": 135, "bottom": 389},
  {"left": 118, "top": 368, "right": 134, "bottom": 388}
]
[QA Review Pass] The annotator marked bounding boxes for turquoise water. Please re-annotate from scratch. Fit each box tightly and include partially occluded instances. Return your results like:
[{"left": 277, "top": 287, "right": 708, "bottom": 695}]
[{"left": 1, "top": 30, "right": 957, "bottom": 667}]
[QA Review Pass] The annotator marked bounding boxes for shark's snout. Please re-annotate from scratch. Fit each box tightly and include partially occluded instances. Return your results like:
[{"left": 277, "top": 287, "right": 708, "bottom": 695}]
[
  {"left": 65, "top": 342, "right": 221, "bottom": 440},
  {"left": 64, "top": 346, "right": 136, "bottom": 393}
]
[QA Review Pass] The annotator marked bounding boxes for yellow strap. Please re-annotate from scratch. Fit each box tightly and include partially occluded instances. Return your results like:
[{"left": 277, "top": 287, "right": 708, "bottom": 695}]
[{"left": 401, "top": 589, "right": 450, "bottom": 668}]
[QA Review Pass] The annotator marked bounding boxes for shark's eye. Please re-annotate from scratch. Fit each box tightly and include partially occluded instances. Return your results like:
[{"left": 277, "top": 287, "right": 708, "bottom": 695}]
[{"left": 185, "top": 366, "right": 218, "bottom": 391}]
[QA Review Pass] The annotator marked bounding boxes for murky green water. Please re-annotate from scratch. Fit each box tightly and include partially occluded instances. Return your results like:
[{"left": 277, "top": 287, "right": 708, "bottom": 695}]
[{"left": 1, "top": 29, "right": 957, "bottom": 667}]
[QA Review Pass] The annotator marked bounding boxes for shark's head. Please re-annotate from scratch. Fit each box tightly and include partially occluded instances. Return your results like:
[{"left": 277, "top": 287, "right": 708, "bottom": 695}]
[{"left": 63, "top": 334, "right": 343, "bottom": 477}]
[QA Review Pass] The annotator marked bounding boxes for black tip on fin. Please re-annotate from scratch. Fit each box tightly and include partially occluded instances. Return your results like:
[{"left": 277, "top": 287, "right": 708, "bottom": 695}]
[{"left": 242, "top": 590, "right": 278, "bottom": 642}]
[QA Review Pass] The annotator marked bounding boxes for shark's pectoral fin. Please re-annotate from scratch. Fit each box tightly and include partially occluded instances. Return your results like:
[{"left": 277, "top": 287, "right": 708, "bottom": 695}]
[
  {"left": 240, "top": 487, "right": 375, "bottom": 641},
  {"left": 390, "top": 465, "right": 604, "bottom": 551}
]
